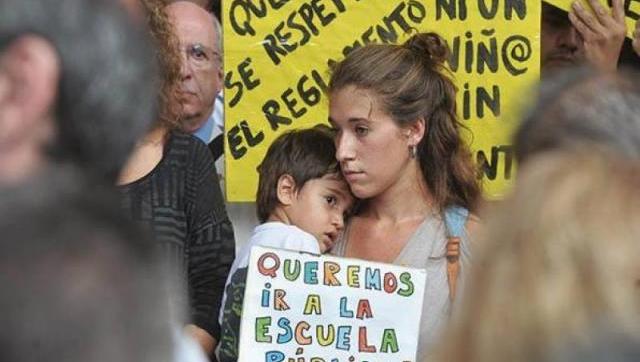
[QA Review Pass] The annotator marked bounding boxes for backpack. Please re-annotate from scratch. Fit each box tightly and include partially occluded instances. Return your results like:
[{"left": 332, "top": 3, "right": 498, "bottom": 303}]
[{"left": 443, "top": 206, "right": 469, "bottom": 302}]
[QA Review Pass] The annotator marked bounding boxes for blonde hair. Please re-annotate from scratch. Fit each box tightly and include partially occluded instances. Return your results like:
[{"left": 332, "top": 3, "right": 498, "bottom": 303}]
[{"left": 436, "top": 151, "right": 640, "bottom": 362}]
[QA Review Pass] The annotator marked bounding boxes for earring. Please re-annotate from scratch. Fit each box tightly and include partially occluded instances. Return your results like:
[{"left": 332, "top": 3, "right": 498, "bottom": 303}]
[{"left": 409, "top": 145, "right": 417, "bottom": 159}]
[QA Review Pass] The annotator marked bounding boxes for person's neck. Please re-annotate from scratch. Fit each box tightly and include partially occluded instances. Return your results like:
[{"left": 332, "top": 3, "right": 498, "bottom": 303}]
[
  {"left": 364, "top": 163, "right": 435, "bottom": 223},
  {"left": 182, "top": 113, "right": 209, "bottom": 133},
  {"left": 137, "top": 125, "right": 167, "bottom": 146},
  {"left": 267, "top": 208, "right": 291, "bottom": 225},
  {"left": 116, "top": 125, "right": 168, "bottom": 185}
]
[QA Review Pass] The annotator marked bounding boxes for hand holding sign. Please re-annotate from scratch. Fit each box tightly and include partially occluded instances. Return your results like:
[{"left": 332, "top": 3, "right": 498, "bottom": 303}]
[
  {"left": 545, "top": 0, "right": 638, "bottom": 38},
  {"left": 568, "top": 0, "right": 627, "bottom": 71}
]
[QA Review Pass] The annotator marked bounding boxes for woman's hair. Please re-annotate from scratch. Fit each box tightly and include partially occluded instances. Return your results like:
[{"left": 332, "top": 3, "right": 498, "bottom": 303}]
[
  {"left": 515, "top": 67, "right": 640, "bottom": 163},
  {"left": 256, "top": 125, "right": 342, "bottom": 223},
  {"left": 141, "top": 0, "right": 182, "bottom": 129},
  {"left": 436, "top": 151, "right": 640, "bottom": 362},
  {"left": 328, "top": 32, "right": 480, "bottom": 212}
]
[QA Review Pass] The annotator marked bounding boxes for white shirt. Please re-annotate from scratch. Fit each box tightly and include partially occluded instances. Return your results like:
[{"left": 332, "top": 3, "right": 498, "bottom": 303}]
[{"left": 218, "top": 222, "right": 320, "bottom": 325}]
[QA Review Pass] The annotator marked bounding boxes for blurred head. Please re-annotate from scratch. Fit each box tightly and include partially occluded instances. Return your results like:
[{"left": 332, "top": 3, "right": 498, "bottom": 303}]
[
  {"left": 256, "top": 125, "right": 354, "bottom": 252},
  {"left": 166, "top": 1, "right": 222, "bottom": 133},
  {"left": 329, "top": 32, "right": 480, "bottom": 211},
  {"left": 541, "top": 2, "right": 585, "bottom": 72},
  {"left": 437, "top": 151, "right": 640, "bottom": 362},
  {"left": 550, "top": 327, "right": 640, "bottom": 362},
  {"left": 515, "top": 67, "right": 640, "bottom": 163},
  {"left": 0, "top": 0, "right": 157, "bottom": 183},
  {"left": 0, "top": 171, "right": 175, "bottom": 362},
  {"left": 120, "top": 0, "right": 146, "bottom": 20}
]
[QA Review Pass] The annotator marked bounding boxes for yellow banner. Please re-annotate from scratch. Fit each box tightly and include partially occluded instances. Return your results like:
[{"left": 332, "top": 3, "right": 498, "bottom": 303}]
[
  {"left": 223, "top": 0, "right": 540, "bottom": 201},
  {"left": 544, "top": 0, "right": 639, "bottom": 38}
]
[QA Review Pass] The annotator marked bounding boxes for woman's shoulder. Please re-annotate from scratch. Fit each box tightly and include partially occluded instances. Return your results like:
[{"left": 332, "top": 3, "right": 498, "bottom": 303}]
[
  {"left": 167, "top": 131, "right": 208, "bottom": 152},
  {"left": 166, "top": 131, "right": 214, "bottom": 167}
]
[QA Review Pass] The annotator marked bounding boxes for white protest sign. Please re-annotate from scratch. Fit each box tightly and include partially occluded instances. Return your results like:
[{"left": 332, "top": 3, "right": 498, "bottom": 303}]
[{"left": 238, "top": 246, "right": 427, "bottom": 362}]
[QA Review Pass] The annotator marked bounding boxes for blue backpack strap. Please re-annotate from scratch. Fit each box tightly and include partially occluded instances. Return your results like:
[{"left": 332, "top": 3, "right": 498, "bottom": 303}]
[
  {"left": 444, "top": 205, "right": 469, "bottom": 238},
  {"left": 443, "top": 205, "right": 469, "bottom": 302}
]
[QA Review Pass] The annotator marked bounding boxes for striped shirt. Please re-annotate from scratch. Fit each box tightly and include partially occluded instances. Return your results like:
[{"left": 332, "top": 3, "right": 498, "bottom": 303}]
[{"left": 119, "top": 132, "right": 235, "bottom": 339}]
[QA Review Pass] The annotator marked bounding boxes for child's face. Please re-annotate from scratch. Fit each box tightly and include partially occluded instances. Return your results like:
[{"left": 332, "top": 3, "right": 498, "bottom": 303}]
[{"left": 288, "top": 174, "right": 354, "bottom": 253}]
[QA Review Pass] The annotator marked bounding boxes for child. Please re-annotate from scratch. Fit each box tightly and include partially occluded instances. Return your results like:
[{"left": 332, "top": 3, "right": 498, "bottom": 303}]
[{"left": 216, "top": 125, "right": 354, "bottom": 362}]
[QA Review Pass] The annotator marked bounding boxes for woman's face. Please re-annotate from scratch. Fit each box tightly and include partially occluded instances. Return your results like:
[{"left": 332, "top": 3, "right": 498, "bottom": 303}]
[{"left": 329, "top": 86, "right": 414, "bottom": 199}]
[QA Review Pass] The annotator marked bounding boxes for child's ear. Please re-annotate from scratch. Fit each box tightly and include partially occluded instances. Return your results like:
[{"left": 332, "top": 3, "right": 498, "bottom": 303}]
[{"left": 276, "top": 174, "right": 297, "bottom": 206}]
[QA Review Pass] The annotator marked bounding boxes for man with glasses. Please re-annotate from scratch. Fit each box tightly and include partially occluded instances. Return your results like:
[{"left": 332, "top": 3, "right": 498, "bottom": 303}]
[
  {"left": 165, "top": 3, "right": 229, "bottom": 359},
  {"left": 167, "top": 1, "right": 223, "bottom": 138}
]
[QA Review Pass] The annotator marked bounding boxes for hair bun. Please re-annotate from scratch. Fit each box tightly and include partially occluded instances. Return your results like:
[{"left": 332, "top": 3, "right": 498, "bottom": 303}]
[{"left": 404, "top": 32, "right": 449, "bottom": 65}]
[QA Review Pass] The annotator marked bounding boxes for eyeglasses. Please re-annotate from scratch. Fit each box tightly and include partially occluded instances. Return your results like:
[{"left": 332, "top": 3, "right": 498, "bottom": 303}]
[{"left": 181, "top": 43, "right": 220, "bottom": 70}]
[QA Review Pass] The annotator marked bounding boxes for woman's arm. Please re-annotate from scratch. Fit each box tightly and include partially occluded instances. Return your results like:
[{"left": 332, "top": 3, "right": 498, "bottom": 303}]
[{"left": 186, "top": 140, "right": 236, "bottom": 355}]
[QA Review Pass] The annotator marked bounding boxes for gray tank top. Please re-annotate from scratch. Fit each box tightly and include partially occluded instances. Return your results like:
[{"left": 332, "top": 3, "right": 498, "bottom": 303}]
[{"left": 331, "top": 211, "right": 471, "bottom": 361}]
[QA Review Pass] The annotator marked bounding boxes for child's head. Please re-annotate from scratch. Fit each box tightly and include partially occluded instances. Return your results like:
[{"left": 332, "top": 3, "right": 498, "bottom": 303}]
[{"left": 257, "top": 125, "right": 354, "bottom": 252}]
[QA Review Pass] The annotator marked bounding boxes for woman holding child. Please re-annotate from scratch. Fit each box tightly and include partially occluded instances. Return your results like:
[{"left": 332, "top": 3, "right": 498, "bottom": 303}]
[{"left": 328, "top": 32, "right": 481, "bottom": 360}]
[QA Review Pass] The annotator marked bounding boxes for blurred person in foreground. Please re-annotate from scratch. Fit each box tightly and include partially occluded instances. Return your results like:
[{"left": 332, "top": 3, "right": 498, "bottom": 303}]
[
  {"left": 0, "top": 0, "right": 157, "bottom": 184},
  {"left": 515, "top": 67, "right": 640, "bottom": 162},
  {"left": 552, "top": 327, "right": 640, "bottom": 362},
  {"left": 118, "top": 0, "right": 235, "bottom": 357},
  {"left": 434, "top": 66, "right": 640, "bottom": 362},
  {"left": 435, "top": 151, "right": 640, "bottom": 362},
  {"left": 0, "top": 171, "right": 175, "bottom": 362}
]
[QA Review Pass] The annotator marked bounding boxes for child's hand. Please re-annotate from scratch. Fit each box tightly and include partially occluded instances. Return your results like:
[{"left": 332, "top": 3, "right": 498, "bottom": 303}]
[
  {"left": 569, "top": 0, "right": 626, "bottom": 71},
  {"left": 633, "top": 19, "right": 640, "bottom": 57}
]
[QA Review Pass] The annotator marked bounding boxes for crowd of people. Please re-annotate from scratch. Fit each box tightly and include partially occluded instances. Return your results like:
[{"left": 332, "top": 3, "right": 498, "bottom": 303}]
[{"left": 0, "top": 0, "right": 639, "bottom": 361}]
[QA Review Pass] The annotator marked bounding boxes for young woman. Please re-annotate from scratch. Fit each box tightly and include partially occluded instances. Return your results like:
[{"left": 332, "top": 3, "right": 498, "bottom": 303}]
[{"left": 328, "top": 32, "right": 481, "bottom": 360}]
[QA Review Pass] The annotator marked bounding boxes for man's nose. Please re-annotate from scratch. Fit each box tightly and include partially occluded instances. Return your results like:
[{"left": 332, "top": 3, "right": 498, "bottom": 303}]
[
  {"left": 180, "top": 53, "right": 193, "bottom": 79},
  {"left": 559, "top": 26, "right": 582, "bottom": 51}
]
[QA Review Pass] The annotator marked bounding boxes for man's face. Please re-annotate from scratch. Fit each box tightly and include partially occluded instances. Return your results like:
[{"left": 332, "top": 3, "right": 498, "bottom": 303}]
[
  {"left": 541, "top": 3, "right": 585, "bottom": 71},
  {"left": 167, "top": 2, "right": 222, "bottom": 132}
]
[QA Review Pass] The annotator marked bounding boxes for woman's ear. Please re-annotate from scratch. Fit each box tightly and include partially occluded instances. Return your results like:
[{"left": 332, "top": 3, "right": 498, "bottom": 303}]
[
  {"left": 405, "top": 118, "right": 426, "bottom": 146},
  {"left": 276, "top": 174, "right": 297, "bottom": 206}
]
